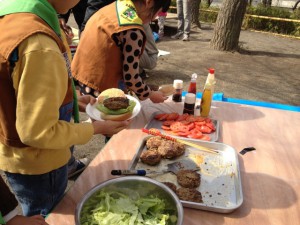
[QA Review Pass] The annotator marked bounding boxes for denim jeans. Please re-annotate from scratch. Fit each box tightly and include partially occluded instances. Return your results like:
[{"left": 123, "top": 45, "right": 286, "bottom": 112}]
[
  {"left": 4, "top": 102, "right": 74, "bottom": 216},
  {"left": 176, "top": 0, "right": 191, "bottom": 35},
  {"left": 5, "top": 165, "right": 68, "bottom": 217}
]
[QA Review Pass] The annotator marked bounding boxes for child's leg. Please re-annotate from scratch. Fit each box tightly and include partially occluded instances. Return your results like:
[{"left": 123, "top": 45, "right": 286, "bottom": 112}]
[{"left": 158, "top": 16, "right": 166, "bottom": 37}]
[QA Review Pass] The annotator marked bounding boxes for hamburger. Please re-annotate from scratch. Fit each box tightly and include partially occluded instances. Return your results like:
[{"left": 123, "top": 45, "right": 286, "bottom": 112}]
[{"left": 96, "top": 88, "right": 136, "bottom": 121}]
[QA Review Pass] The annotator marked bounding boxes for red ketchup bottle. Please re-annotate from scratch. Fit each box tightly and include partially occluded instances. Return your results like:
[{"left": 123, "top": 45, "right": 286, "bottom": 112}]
[{"left": 188, "top": 73, "right": 197, "bottom": 95}]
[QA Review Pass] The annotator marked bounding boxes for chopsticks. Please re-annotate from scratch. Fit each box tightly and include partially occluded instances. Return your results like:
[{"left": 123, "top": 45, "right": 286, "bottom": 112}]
[{"left": 142, "top": 128, "right": 218, "bottom": 154}]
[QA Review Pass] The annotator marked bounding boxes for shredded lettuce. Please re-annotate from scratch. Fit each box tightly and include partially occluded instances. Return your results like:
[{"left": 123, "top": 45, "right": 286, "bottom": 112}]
[{"left": 80, "top": 189, "right": 177, "bottom": 225}]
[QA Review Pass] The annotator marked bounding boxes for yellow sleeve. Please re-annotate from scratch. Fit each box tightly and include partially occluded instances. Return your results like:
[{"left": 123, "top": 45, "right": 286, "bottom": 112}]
[{"left": 13, "top": 34, "right": 93, "bottom": 149}]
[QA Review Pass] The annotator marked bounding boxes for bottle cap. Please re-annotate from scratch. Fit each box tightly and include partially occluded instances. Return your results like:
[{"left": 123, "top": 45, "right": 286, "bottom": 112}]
[
  {"left": 184, "top": 93, "right": 196, "bottom": 104},
  {"left": 173, "top": 80, "right": 183, "bottom": 89},
  {"left": 191, "top": 73, "right": 197, "bottom": 81},
  {"left": 209, "top": 68, "right": 215, "bottom": 74}
]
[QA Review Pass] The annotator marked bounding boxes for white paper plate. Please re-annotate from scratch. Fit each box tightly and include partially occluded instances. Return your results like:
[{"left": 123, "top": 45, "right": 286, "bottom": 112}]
[{"left": 86, "top": 95, "right": 141, "bottom": 121}]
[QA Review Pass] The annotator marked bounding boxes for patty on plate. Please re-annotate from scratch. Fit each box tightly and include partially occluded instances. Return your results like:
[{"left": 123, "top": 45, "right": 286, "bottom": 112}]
[
  {"left": 162, "top": 182, "right": 177, "bottom": 193},
  {"left": 140, "top": 149, "right": 162, "bottom": 166},
  {"left": 176, "top": 169, "right": 201, "bottom": 188},
  {"left": 146, "top": 136, "right": 163, "bottom": 149},
  {"left": 176, "top": 187, "right": 203, "bottom": 203},
  {"left": 157, "top": 141, "right": 185, "bottom": 159}
]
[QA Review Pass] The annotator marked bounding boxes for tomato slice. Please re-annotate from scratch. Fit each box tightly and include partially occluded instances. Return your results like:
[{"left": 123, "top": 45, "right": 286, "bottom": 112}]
[
  {"left": 195, "top": 121, "right": 205, "bottom": 126},
  {"left": 154, "top": 113, "right": 166, "bottom": 120},
  {"left": 205, "top": 122, "right": 216, "bottom": 131},
  {"left": 176, "top": 113, "right": 189, "bottom": 121},
  {"left": 166, "top": 113, "right": 179, "bottom": 121},
  {"left": 200, "top": 135, "right": 211, "bottom": 141},
  {"left": 198, "top": 125, "right": 212, "bottom": 134},
  {"left": 170, "top": 122, "right": 189, "bottom": 132},
  {"left": 194, "top": 116, "right": 206, "bottom": 122},
  {"left": 162, "top": 120, "right": 175, "bottom": 126},
  {"left": 161, "top": 125, "right": 171, "bottom": 131},
  {"left": 177, "top": 131, "right": 190, "bottom": 137},
  {"left": 188, "top": 129, "right": 203, "bottom": 139}
]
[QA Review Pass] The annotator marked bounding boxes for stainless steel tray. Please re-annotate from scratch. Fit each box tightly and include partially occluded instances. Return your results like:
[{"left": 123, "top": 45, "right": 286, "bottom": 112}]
[
  {"left": 144, "top": 112, "right": 220, "bottom": 142},
  {"left": 128, "top": 136, "right": 243, "bottom": 213}
]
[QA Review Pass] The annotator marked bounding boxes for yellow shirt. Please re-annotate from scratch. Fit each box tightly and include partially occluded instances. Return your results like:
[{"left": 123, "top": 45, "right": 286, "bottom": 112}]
[{"left": 0, "top": 33, "right": 94, "bottom": 175}]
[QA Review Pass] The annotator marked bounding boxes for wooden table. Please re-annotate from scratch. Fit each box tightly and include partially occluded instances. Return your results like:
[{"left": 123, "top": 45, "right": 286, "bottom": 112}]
[{"left": 46, "top": 98, "right": 300, "bottom": 225}]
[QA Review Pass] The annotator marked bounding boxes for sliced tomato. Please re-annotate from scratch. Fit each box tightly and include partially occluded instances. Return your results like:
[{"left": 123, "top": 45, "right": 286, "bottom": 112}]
[
  {"left": 161, "top": 125, "right": 171, "bottom": 131},
  {"left": 205, "top": 122, "right": 216, "bottom": 131},
  {"left": 200, "top": 135, "right": 211, "bottom": 141},
  {"left": 188, "top": 129, "right": 203, "bottom": 139},
  {"left": 185, "top": 115, "right": 196, "bottom": 123},
  {"left": 157, "top": 113, "right": 169, "bottom": 121},
  {"left": 195, "top": 121, "right": 205, "bottom": 126},
  {"left": 166, "top": 113, "right": 179, "bottom": 121},
  {"left": 162, "top": 120, "right": 175, "bottom": 126},
  {"left": 177, "top": 131, "right": 190, "bottom": 137},
  {"left": 170, "top": 122, "right": 189, "bottom": 132},
  {"left": 187, "top": 123, "right": 195, "bottom": 130},
  {"left": 205, "top": 118, "right": 212, "bottom": 123},
  {"left": 194, "top": 116, "right": 206, "bottom": 122},
  {"left": 198, "top": 125, "right": 212, "bottom": 134},
  {"left": 154, "top": 113, "right": 167, "bottom": 120},
  {"left": 176, "top": 113, "right": 189, "bottom": 121}
]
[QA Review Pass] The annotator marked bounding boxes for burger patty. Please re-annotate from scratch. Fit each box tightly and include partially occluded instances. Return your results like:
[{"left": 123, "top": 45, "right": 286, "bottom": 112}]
[
  {"left": 176, "top": 188, "right": 203, "bottom": 203},
  {"left": 157, "top": 141, "right": 185, "bottom": 159},
  {"left": 176, "top": 170, "right": 201, "bottom": 188},
  {"left": 103, "top": 97, "right": 129, "bottom": 110},
  {"left": 162, "top": 182, "right": 177, "bottom": 193},
  {"left": 140, "top": 149, "right": 162, "bottom": 166},
  {"left": 146, "top": 136, "right": 163, "bottom": 149}
]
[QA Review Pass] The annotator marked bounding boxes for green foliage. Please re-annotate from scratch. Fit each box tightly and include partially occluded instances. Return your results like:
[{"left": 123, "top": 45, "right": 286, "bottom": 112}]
[{"left": 196, "top": 4, "right": 300, "bottom": 37}]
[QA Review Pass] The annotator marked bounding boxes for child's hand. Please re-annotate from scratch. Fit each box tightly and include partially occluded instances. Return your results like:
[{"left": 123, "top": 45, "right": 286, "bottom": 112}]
[
  {"left": 78, "top": 95, "right": 97, "bottom": 112},
  {"left": 92, "top": 120, "right": 130, "bottom": 136},
  {"left": 7, "top": 215, "right": 49, "bottom": 225},
  {"left": 149, "top": 91, "right": 168, "bottom": 103}
]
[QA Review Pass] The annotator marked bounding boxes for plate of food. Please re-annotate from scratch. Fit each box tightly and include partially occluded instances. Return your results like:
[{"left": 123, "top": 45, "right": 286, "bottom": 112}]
[{"left": 86, "top": 88, "right": 141, "bottom": 121}]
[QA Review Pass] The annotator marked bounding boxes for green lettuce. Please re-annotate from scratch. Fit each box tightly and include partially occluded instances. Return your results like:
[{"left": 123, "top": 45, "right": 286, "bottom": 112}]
[{"left": 80, "top": 189, "right": 177, "bottom": 225}]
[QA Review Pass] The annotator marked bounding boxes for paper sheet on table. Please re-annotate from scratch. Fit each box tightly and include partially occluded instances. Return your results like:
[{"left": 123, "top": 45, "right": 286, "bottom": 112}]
[{"left": 158, "top": 49, "right": 170, "bottom": 57}]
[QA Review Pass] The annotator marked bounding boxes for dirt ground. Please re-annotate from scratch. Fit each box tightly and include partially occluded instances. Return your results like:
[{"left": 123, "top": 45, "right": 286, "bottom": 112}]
[{"left": 71, "top": 17, "right": 300, "bottom": 175}]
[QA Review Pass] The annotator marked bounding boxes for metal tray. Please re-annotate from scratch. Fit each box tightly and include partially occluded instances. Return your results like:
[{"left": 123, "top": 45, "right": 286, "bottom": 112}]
[
  {"left": 144, "top": 112, "right": 220, "bottom": 142},
  {"left": 128, "top": 136, "right": 243, "bottom": 213}
]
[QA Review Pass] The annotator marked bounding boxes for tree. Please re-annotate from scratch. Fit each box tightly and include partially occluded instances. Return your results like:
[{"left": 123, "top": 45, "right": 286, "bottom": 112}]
[
  {"left": 210, "top": 0, "right": 248, "bottom": 51},
  {"left": 190, "top": 0, "right": 202, "bottom": 29},
  {"left": 262, "top": 0, "right": 272, "bottom": 7}
]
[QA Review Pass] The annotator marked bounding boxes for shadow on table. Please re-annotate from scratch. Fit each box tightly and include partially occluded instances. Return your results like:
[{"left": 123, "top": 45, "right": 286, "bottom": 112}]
[{"left": 226, "top": 155, "right": 297, "bottom": 220}]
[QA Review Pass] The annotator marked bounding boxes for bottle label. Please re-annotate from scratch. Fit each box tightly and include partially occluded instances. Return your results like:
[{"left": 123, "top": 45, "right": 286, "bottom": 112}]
[{"left": 183, "top": 103, "right": 195, "bottom": 115}]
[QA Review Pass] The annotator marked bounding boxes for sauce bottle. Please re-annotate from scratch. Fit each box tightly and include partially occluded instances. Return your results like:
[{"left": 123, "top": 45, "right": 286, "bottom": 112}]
[
  {"left": 200, "top": 68, "right": 216, "bottom": 117},
  {"left": 172, "top": 80, "right": 183, "bottom": 102},
  {"left": 183, "top": 93, "right": 196, "bottom": 115},
  {"left": 188, "top": 73, "right": 197, "bottom": 94}
]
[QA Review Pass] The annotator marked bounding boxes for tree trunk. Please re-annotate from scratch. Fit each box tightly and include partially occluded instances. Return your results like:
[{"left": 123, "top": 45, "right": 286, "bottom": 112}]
[
  {"left": 262, "top": 0, "right": 272, "bottom": 7},
  {"left": 210, "top": 0, "right": 247, "bottom": 51},
  {"left": 204, "top": 0, "right": 212, "bottom": 7},
  {"left": 191, "top": 0, "right": 201, "bottom": 29}
]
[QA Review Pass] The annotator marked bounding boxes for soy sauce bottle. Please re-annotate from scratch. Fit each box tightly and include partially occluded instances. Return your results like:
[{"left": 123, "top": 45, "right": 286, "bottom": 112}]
[
  {"left": 183, "top": 93, "right": 196, "bottom": 115},
  {"left": 188, "top": 73, "right": 197, "bottom": 94},
  {"left": 172, "top": 80, "right": 183, "bottom": 102}
]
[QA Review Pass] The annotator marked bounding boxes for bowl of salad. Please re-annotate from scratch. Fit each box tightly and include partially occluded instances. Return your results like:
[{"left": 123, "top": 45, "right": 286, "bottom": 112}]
[{"left": 75, "top": 176, "right": 184, "bottom": 225}]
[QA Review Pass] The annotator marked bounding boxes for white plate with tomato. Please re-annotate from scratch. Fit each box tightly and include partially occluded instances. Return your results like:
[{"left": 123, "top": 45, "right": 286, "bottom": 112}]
[{"left": 144, "top": 112, "right": 219, "bottom": 142}]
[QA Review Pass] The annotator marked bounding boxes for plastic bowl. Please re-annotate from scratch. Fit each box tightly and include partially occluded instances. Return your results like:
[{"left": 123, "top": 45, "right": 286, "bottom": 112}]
[{"left": 75, "top": 176, "right": 184, "bottom": 225}]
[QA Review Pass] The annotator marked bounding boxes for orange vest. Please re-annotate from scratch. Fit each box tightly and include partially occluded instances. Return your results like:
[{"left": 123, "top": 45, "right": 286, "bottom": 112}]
[
  {"left": 71, "top": 1, "right": 146, "bottom": 93},
  {"left": 0, "top": 13, "right": 73, "bottom": 148}
]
